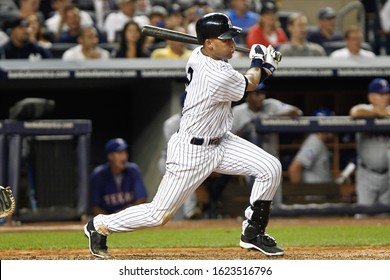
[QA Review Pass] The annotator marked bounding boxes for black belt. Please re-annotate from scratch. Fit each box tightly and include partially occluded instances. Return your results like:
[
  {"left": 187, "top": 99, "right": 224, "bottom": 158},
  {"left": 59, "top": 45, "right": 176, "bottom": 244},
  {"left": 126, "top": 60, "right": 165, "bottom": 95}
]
[
  {"left": 360, "top": 162, "right": 388, "bottom": 175},
  {"left": 190, "top": 137, "right": 221, "bottom": 146}
]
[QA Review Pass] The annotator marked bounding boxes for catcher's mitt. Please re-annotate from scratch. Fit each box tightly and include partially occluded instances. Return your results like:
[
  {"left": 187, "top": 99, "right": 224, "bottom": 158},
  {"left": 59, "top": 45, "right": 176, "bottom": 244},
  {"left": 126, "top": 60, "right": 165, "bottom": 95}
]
[{"left": 0, "top": 186, "right": 16, "bottom": 219}]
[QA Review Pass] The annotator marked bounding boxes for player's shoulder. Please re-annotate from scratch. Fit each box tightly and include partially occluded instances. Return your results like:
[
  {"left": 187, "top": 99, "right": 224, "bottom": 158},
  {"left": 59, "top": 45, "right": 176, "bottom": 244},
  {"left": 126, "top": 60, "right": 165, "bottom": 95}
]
[
  {"left": 305, "top": 133, "right": 323, "bottom": 145},
  {"left": 125, "top": 162, "right": 141, "bottom": 172},
  {"left": 189, "top": 46, "right": 232, "bottom": 70},
  {"left": 91, "top": 163, "right": 109, "bottom": 176},
  {"left": 263, "top": 98, "right": 289, "bottom": 111}
]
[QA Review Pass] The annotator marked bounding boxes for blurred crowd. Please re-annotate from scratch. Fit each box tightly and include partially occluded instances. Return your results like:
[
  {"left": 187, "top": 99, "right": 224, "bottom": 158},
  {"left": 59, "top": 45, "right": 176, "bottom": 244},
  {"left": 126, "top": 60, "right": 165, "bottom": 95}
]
[{"left": 0, "top": 0, "right": 390, "bottom": 60}]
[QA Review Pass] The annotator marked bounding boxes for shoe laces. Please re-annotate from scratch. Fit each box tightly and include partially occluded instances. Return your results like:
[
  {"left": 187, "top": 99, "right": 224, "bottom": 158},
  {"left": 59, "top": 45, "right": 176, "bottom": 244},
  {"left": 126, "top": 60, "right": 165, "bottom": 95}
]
[{"left": 262, "top": 233, "right": 277, "bottom": 246}]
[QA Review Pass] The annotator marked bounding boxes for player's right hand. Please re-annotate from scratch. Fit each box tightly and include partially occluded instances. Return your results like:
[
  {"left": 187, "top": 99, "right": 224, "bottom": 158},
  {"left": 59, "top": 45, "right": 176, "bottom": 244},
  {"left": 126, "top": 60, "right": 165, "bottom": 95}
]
[
  {"left": 263, "top": 45, "right": 282, "bottom": 74},
  {"left": 249, "top": 44, "right": 267, "bottom": 62}
]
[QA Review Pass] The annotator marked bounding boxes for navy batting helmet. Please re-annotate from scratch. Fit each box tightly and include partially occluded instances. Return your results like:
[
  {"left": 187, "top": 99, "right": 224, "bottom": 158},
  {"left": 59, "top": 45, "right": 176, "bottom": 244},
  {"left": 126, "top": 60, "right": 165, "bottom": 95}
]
[{"left": 196, "top": 12, "right": 242, "bottom": 44}]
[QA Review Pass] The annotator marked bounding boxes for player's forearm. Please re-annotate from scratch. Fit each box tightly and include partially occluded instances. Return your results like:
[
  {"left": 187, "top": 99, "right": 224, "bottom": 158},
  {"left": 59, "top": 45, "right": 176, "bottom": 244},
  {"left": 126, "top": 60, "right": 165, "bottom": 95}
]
[
  {"left": 350, "top": 107, "right": 390, "bottom": 117},
  {"left": 245, "top": 67, "right": 262, "bottom": 92},
  {"left": 288, "top": 161, "right": 303, "bottom": 183},
  {"left": 275, "top": 109, "right": 303, "bottom": 118}
]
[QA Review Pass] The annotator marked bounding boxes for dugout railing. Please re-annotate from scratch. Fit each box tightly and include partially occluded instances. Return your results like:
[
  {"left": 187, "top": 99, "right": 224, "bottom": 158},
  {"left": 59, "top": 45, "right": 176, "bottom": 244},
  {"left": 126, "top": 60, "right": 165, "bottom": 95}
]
[{"left": 3, "top": 119, "right": 91, "bottom": 222}]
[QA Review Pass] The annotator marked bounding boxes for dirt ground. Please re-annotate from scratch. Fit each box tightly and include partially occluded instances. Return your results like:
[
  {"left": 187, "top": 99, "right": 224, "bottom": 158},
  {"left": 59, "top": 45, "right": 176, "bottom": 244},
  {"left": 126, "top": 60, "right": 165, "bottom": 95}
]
[{"left": 1, "top": 217, "right": 390, "bottom": 260}]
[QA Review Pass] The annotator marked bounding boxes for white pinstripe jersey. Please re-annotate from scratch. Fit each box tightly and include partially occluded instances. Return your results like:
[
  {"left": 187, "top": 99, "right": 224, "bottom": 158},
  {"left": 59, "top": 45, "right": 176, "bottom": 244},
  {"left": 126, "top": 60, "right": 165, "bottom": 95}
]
[{"left": 179, "top": 46, "right": 247, "bottom": 138}]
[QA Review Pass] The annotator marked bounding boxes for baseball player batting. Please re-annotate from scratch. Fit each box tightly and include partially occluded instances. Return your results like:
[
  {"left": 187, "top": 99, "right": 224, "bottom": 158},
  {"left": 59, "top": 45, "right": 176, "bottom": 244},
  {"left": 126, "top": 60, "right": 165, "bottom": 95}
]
[{"left": 84, "top": 12, "right": 284, "bottom": 258}]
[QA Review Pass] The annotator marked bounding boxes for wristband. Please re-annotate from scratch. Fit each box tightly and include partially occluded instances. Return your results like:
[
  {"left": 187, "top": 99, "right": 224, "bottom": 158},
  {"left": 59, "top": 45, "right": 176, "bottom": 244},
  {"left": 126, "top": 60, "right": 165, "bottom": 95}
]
[
  {"left": 250, "top": 59, "right": 263, "bottom": 69},
  {"left": 259, "top": 67, "right": 271, "bottom": 83},
  {"left": 262, "top": 62, "right": 276, "bottom": 73}
]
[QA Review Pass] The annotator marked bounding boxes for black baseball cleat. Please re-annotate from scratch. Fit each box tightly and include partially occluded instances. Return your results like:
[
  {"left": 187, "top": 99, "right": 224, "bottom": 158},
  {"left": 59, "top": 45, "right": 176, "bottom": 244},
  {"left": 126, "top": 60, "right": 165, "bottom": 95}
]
[
  {"left": 240, "top": 233, "right": 284, "bottom": 256},
  {"left": 84, "top": 219, "right": 111, "bottom": 258}
]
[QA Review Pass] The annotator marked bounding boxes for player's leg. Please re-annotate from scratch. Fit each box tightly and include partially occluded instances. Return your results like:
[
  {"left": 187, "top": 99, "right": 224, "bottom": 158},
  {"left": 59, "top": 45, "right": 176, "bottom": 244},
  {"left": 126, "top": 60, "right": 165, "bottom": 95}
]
[
  {"left": 182, "top": 191, "right": 201, "bottom": 219},
  {"left": 376, "top": 174, "right": 390, "bottom": 206},
  {"left": 85, "top": 133, "right": 218, "bottom": 258},
  {"left": 356, "top": 167, "right": 378, "bottom": 205},
  {"left": 215, "top": 132, "right": 283, "bottom": 256},
  {"left": 355, "top": 168, "right": 388, "bottom": 218}
]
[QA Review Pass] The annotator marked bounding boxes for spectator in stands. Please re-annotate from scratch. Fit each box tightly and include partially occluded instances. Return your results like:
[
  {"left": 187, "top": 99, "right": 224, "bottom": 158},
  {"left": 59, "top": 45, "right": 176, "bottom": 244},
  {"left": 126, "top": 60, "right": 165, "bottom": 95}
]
[
  {"left": 184, "top": 0, "right": 213, "bottom": 38},
  {"left": 75, "top": 0, "right": 117, "bottom": 30},
  {"left": 17, "top": 0, "right": 44, "bottom": 22},
  {"left": 380, "top": 0, "right": 390, "bottom": 34},
  {"left": 57, "top": 5, "right": 83, "bottom": 44},
  {"left": 277, "top": 13, "right": 326, "bottom": 57},
  {"left": 158, "top": 93, "right": 202, "bottom": 220},
  {"left": 57, "top": 5, "right": 106, "bottom": 44},
  {"left": 147, "top": 5, "right": 167, "bottom": 28},
  {"left": 288, "top": 108, "right": 335, "bottom": 184},
  {"left": 165, "top": 3, "right": 184, "bottom": 30},
  {"left": 150, "top": 26, "right": 192, "bottom": 59},
  {"left": 45, "top": 0, "right": 94, "bottom": 40},
  {"left": 246, "top": 1, "right": 288, "bottom": 49},
  {"left": 330, "top": 25, "right": 375, "bottom": 59},
  {"left": 142, "top": 5, "right": 168, "bottom": 53},
  {"left": 26, "top": 13, "right": 53, "bottom": 49},
  {"left": 134, "top": 0, "right": 151, "bottom": 16},
  {"left": 349, "top": 78, "right": 390, "bottom": 211},
  {"left": 62, "top": 26, "right": 110, "bottom": 60},
  {"left": 135, "top": 0, "right": 152, "bottom": 16},
  {"left": 306, "top": 6, "right": 343, "bottom": 47},
  {"left": 226, "top": 0, "right": 259, "bottom": 32},
  {"left": 0, "top": 16, "right": 53, "bottom": 59},
  {"left": 103, "top": 0, "right": 149, "bottom": 43},
  {"left": 111, "top": 20, "right": 148, "bottom": 58},
  {"left": 0, "top": 0, "right": 18, "bottom": 15},
  {"left": 379, "top": 0, "right": 390, "bottom": 54},
  {"left": 90, "top": 138, "right": 148, "bottom": 215}
]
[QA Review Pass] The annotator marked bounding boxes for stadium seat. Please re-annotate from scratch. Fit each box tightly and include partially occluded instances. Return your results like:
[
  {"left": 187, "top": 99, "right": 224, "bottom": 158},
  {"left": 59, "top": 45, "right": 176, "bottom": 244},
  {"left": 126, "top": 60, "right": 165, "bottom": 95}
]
[{"left": 50, "top": 43, "right": 77, "bottom": 58}]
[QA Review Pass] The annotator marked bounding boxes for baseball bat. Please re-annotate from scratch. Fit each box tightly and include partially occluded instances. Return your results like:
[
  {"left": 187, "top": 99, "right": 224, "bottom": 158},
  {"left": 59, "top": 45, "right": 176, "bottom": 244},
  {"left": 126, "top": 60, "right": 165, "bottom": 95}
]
[{"left": 141, "top": 25, "right": 250, "bottom": 54}]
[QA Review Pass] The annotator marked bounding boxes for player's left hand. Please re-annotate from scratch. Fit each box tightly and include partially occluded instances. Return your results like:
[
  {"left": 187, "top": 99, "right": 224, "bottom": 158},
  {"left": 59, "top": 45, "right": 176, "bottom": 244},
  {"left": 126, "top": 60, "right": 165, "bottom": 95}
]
[
  {"left": 249, "top": 44, "right": 268, "bottom": 69},
  {"left": 262, "top": 45, "right": 282, "bottom": 74},
  {"left": 249, "top": 44, "right": 267, "bottom": 62}
]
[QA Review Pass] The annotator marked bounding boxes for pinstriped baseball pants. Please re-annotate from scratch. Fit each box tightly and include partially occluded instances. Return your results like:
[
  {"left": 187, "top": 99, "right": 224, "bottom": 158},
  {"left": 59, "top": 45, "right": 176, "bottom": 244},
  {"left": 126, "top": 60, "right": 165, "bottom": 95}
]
[{"left": 94, "top": 131, "right": 282, "bottom": 234}]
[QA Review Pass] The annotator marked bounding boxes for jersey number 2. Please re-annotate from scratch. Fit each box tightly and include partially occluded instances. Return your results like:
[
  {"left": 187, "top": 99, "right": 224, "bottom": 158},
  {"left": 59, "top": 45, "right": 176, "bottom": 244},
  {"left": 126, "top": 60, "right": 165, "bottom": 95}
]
[{"left": 185, "top": 67, "right": 193, "bottom": 86}]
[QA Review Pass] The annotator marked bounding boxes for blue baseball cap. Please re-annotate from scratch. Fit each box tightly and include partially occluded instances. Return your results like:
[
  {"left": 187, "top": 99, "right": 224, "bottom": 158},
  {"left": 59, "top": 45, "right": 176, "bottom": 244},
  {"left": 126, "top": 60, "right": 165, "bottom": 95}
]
[
  {"left": 318, "top": 7, "right": 336, "bottom": 20},
  {"left": 368, "top": 78, "right": 390, "bottom": 94},
  {"left": 105, "top": 138, "right": 128, "bottom": 154}
]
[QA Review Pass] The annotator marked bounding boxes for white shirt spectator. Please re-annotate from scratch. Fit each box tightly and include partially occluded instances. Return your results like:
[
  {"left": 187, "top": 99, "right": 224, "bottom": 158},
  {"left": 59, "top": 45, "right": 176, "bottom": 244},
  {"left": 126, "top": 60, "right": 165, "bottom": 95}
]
[
  {"left": 45, "top": 10, "right": 94, "bottom": 35},
  {"left": 62, "top": 44, "right": 110, "bottom": 60},
  {"left": 380, "top": 0, "right": 390, "bottom": 32},
  {"left": 329, "top": 47, "right": 376, "bottom": 58},
  {"left": 103, "top": 10, "right": 149, "bottom": 42}
]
